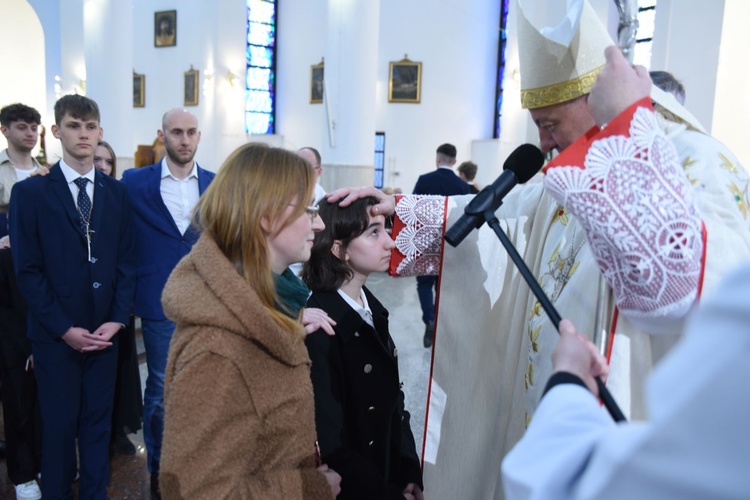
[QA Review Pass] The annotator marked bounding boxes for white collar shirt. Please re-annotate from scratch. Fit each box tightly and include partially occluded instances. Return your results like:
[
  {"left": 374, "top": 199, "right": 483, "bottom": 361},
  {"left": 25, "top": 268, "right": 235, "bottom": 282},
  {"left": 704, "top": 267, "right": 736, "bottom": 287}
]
[
  {"left": 337, "top": 288, "right": 374, "bottom": 327},
  {"left": 160, "top": 158, "right": 200, "bottom": 235},
  {"left": 60, "top": 159, "right": 96, "bottom": 206}
]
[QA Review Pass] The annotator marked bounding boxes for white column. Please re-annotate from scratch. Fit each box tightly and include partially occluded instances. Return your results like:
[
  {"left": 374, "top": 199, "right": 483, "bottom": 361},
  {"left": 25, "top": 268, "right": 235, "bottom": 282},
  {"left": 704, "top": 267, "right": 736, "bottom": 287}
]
[
  {"left": 322, "top": 0, "right": 379, "bottom": 174},
  {"left": 84, "top": 0, "right": 134, "bottom": 171}
]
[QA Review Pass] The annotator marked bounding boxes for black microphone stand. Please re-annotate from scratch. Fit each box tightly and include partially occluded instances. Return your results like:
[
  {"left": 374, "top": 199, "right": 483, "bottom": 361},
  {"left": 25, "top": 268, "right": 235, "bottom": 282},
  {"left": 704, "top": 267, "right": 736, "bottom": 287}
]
[{"left": 468, "top": 203, "right": 627, "bottom": 423}]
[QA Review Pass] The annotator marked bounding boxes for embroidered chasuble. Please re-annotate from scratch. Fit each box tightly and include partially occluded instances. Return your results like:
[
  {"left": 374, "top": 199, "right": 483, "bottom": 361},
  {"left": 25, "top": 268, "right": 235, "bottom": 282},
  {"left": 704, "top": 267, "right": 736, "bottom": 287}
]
[{"left": 389, "top": 100, "right": 750, "bottom": 500}]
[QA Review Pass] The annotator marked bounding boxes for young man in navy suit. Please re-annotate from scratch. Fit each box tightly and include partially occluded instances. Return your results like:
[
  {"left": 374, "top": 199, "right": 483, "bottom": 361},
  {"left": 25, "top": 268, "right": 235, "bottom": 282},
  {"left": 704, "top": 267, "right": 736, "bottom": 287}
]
[
  {"left": 121, "top": 108, "right": 214, "bottom": 497},
  {"left": 412, "top": 143, "right": 471, "bottom": 347},
  {"left": 9, "top": 95, "right": 136, "bottom": 499}
]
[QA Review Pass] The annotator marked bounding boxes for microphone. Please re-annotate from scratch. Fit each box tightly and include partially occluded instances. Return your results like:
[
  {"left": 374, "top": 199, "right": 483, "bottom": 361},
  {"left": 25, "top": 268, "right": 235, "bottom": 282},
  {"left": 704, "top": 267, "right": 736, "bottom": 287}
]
[{"left": 444, "top": 144, "right": 545, "bottom": 247}]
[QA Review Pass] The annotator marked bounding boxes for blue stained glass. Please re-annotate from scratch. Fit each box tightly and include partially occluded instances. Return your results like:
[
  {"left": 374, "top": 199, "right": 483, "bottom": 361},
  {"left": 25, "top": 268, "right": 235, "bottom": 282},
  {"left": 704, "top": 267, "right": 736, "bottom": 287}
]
[
  {"left": 494, "top": 0, "right": 510, "bottom": 138},
  {"left": 245, "top": 90, "right": 273, "bottom": 113},
  {"left": 247, "top": 45, "right": 272, "bottom": 68},
  {"left": 248, "top": 22, "right": 275, "bottom": 47},
  {"left": 248, "top": 0, "right": 275, "bottom": 25},
  {"left": 246, "top": 112, "right": 273, "bottom": 135},
  {"left": 246, "top": 67, "right": 272, "bottom": 90},
  {"left": 246, "top": 0, "right": 276, "bottom": 134}
]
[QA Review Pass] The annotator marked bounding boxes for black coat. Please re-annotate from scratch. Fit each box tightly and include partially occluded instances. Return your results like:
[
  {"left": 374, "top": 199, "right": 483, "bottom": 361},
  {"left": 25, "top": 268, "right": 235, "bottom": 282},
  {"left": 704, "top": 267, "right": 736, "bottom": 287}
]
[{"left": 306, "top": 288, "right": 423, "bottom": 499}]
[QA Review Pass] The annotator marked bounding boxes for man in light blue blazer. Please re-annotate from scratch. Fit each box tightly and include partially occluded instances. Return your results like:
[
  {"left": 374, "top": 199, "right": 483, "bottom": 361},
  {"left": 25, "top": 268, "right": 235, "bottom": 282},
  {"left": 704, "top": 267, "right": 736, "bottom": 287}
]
[{"left": 121, "top": 108, "right": 214, "bottom": 497}]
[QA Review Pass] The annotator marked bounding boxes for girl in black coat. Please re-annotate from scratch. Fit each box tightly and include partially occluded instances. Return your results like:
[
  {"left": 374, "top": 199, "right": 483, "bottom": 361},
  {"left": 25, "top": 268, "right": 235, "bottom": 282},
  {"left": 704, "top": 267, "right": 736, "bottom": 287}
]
[{"left": 302, "top": 197, "right": 424, "bottom": 500}]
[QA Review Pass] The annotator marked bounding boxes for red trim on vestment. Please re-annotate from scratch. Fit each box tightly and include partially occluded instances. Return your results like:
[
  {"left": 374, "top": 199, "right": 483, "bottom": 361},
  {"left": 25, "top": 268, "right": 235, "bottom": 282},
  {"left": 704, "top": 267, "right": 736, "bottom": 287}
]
[
  {"left": 388, "top": 195, "right": 406, "bottom": 276},
  {"left": 420, "top": 196, "right": 450, "bottom": 468}
]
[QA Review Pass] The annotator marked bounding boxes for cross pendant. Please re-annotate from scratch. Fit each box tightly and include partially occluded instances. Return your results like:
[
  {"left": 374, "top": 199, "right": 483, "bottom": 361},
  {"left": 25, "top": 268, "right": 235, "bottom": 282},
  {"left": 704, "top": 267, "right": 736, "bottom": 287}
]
[{"left": 85, "top": 227, "right": 95, "bottom": 263}]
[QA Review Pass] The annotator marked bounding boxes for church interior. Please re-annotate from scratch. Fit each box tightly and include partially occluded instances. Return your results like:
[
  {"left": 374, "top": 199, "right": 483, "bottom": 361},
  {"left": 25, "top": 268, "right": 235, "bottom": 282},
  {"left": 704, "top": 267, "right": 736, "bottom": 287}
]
[{"left": 1, "top": 0, "right": 749, "bottom": 498}]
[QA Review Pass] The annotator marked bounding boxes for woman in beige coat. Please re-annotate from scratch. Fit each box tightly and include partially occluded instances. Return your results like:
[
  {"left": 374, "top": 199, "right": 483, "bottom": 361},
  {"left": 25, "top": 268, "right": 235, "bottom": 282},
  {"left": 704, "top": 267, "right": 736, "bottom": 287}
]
[{"left": 159, "top": 143, "right": 341, "bottom": 499}]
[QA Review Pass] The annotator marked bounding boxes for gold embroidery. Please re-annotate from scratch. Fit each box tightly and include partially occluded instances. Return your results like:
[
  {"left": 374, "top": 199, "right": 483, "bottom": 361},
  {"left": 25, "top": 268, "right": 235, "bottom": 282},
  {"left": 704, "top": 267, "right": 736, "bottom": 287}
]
[
  {"left": 552, "top": 206, "right": 569, "bottom": 225},
  {"left": 719, "top": 153, "right": 739, "bottom": 173},
  {"left": 682, "top": 156, "right": 698, "bottom": 169},
  {"left": 530, "top": 325, "right": 541, "bottom": 353},
  {"left": 521, "top": 67, "right": 603, "bottom": 109},
  {"left": 729, "top": 183, "right": 749, "bottom": 219}
]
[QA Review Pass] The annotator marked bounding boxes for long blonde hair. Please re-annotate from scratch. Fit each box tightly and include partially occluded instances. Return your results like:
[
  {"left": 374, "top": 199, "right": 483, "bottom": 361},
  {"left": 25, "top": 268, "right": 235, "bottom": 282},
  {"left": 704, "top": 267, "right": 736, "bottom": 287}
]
[{"left": 194, "top": 143, "right": 315, "bottom": 335}]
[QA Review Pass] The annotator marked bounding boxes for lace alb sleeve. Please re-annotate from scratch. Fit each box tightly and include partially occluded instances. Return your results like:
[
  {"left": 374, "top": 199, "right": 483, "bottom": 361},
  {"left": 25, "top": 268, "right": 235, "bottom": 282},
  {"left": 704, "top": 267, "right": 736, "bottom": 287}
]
[
  {"left": 543, "top": 98, "right": 703, "bottom": 320},
  {"left": 388, "top": 195, "right": 448, "bottom": 277}
]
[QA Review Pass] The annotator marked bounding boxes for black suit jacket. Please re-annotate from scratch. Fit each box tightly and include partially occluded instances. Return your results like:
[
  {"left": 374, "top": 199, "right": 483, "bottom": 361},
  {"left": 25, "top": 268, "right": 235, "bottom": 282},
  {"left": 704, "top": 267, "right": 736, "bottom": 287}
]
[
  {"left": 413, "top": 167, "right": 472, "bottom": 196},
  {"left": 9, "top": 164, "right": 136, "bottom": 342},
  {"left": 306, "top": 288, "right": 423, "bottom": 499},
  {"left": 0, "top": 248, "right": 30, "bottom": 369}
]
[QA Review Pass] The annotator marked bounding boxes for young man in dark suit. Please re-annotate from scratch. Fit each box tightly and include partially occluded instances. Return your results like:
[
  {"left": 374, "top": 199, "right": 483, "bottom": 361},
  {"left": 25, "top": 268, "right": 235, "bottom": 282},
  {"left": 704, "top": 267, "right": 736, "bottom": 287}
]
[
  {"left": 121, "top": 108, "right": 214, "bottom": 497},
  {"left": 9, "top": 95, "right": 136, "bottom": 499},
  {"left": 412, "top": 143, "right": 471, "bottom": 347}
]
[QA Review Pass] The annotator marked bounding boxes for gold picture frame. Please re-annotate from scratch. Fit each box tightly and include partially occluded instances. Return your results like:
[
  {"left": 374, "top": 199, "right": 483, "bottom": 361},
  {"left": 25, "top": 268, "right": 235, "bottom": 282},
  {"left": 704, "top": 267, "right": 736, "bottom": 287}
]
[
  {"left": 184, "top": 67, "right": 199, "bottom": 107},
  {"left": 154, "top": 10, "right": 177, "bottom": 47},
  {"left": 310, "top": 59, "right": 324, "bottom": 104},
  {"left": 133, "top": 71, "right": 145, "bottom": 108},
  {"left": 388, "top": 56, "right": 422, "bottom": 103}
]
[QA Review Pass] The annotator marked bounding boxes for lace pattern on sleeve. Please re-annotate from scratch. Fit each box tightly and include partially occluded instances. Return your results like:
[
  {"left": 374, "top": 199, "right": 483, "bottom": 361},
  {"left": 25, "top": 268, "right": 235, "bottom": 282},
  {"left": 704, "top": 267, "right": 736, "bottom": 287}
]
[
  {"left": 392, "top": 195, "right": 446, "bottom": 277},
  {"left": 544, "top": 107, "right": 703, "bottom": 316}
]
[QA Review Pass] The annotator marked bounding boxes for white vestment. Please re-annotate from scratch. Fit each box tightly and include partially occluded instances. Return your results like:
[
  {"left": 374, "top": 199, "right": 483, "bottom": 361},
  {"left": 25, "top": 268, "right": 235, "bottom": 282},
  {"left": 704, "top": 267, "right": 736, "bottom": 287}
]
[
  {"left": 389, "top": 103, "right": 750, "bottom": 499},
  {"left": 502, "top": 262, "right": 750, "bottom": 500}
]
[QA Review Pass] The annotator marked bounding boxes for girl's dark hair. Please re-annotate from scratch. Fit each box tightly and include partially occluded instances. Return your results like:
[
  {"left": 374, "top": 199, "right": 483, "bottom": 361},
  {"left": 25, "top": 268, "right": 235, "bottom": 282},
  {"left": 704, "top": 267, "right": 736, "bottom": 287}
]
[{"left": 302, "top": 197, "right": 379, "bottom": 292}]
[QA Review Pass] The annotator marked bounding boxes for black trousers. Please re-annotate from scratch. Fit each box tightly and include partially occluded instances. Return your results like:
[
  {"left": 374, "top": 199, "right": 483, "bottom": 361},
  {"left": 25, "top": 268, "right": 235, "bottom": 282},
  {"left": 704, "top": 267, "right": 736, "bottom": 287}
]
[{"left": 1, "top": 364, "right": 42, "bottom": 485}]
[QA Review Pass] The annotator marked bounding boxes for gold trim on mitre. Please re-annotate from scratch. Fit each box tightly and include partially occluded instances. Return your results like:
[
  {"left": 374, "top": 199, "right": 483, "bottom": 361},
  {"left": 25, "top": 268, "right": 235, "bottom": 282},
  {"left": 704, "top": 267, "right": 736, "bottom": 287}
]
[
  {"left": 517, "top": 0, "right": 613, "bottom": 109},
  {"left": 521, "top": 66, "right": 603, "bottom": 109}
]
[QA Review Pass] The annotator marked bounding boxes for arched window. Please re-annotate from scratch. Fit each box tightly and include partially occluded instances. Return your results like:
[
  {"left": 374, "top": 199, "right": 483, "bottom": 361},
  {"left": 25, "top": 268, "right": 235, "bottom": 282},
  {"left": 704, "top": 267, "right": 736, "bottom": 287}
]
[
  {"left": 493, "top": 0, "right": 510, "bottom": 138},
  {"left": 633, "top": 0, "right": 657, "bottom": 68},
  {"left": 246, "top": 0, "right": 277, "bottom": 134}
]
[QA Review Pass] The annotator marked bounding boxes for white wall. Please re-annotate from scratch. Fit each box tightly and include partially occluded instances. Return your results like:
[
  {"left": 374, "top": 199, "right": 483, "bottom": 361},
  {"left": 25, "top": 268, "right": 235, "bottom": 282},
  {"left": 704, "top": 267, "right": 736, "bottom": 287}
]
[
  {"left": 14, "top": 0, "right": 749, "bottom": 181},
  {"left": 0, "top": 0, "right": 47, "bottom": 157},
  {"left": 711, "top": 0, "right": 750, "bottom": 169}
]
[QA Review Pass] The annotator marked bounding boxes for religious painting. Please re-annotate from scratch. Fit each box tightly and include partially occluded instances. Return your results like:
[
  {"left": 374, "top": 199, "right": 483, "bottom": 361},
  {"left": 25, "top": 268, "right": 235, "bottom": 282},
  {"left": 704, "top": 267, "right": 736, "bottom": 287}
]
[
  {"left": 184, "top": 67, "right": 199, "bottom": 107},
  {"left": 388, "top": 56, "right": 422, "bottom": 103},
  {"left": 154, "top": 10, "right": 177, "bottom": 47},
  {"left": 133, "top": 72, "right": 145, "bottom": 108},
  {"left": 310, "top": 60, "right": 324, "bottom": 104}
]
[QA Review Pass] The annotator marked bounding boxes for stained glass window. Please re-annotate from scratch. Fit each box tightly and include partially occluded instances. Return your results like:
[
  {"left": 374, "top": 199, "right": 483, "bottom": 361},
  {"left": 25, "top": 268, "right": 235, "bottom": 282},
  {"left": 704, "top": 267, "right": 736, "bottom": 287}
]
[
  {"left": 633, "top": 0, "right": 657, "bottom": 68},
  {"left": 374, "top": 132, "right": 385, "bottom": 189},
  {"left": 493, "top": 0, "right": 510, "bottom": 138},
  {"left": 246, "top": 0, "right": 276, "bottom": 134}
]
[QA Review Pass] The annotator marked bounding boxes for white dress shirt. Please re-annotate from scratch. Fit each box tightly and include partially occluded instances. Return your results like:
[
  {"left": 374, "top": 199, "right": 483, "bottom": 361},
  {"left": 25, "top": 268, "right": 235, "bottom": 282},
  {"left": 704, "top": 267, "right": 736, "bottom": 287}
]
[
  {"left": 160, "top": 159, "right": 200, "bottom": 235},
  {"left": 59, "top": 160, "right": 96, "bottom": 206}
]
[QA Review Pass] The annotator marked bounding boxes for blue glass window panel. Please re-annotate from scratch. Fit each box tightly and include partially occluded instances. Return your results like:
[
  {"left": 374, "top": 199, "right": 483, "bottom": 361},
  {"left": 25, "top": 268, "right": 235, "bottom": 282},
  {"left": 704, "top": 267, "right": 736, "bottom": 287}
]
[
  {"left": 246, "top": 67, "right": 273, "bottom": 90},
  {"left": 374, "top": 132, "right": 385, "bottom": 189},
  {"left": 248, "top": 0, "right": 275, "bottom": 25},
  {"left": 247, "top": 22, "right": 275, "bottom": 47},
  {"left": 245, "top": 90, "right": 273, "bottom": 113},
  {"left": 247, "top": 45, "right": 272, "bottom": 68},
  {"left": 246, "top": 112, "right": 273, "bottom": 135}
]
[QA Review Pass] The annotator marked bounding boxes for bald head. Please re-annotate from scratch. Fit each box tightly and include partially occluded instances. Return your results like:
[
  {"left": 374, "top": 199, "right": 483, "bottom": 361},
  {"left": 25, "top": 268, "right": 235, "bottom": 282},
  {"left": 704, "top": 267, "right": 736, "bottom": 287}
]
[
  {"left": 162, "top": 108, "right": 198, "bottom": 130},
  {"left": 297, "top": 146, "right": 322, "bottom": 177},
  {"left": 158, "top": 108, "right": 201, "bottom": 171}
]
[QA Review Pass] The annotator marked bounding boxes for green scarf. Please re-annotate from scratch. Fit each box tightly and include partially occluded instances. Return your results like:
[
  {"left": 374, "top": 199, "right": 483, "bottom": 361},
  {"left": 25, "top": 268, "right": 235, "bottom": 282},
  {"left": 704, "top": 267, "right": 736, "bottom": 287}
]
[{"left": 273, "top": 268, "right": 310, "bottom": 318}]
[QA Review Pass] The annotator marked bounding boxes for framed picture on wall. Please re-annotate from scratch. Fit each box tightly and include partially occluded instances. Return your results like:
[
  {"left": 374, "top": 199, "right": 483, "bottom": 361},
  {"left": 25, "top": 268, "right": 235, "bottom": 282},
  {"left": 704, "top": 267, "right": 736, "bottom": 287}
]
[
  {"left": 154, "top": 10, "right": 177, "bottom": 47},
  {"left": 184, "top": 67, "right": 199, "bottom": 106},
  {"left": 388, "top": 56, "right": 422, "bottom": 103},
  {"left": 310, "top": 59, "right": 324, "bottom": 104},
  {"left": 133, "top": 71, "right": 145, "bottom": 108}
]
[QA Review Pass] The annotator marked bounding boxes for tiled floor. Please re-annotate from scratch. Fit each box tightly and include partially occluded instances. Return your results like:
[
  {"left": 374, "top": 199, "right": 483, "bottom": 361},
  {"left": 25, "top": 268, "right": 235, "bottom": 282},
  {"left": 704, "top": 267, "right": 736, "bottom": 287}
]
[{"left": 0, "top": 272, "right": 431, "bottom": 498}]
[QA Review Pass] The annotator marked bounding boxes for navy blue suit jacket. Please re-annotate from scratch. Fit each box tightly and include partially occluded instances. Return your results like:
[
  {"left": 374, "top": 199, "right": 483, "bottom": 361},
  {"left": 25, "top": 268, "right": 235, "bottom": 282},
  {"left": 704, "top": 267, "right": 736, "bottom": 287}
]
[
  {"left": 121, "top": 162, "right": 214, "bottom": 320},
  {"left": 413, "top": 167, "right": 471, "bottom": 196},
  {"left": 9, "top": 164, "right": 136, "bottom": 342}
]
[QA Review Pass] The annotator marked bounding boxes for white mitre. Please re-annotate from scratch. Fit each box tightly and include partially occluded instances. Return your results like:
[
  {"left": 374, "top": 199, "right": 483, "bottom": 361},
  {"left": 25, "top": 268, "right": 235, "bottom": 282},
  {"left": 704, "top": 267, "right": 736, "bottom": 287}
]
[{"left": 517, "top": 0, "right": 706, "bottom": 133}]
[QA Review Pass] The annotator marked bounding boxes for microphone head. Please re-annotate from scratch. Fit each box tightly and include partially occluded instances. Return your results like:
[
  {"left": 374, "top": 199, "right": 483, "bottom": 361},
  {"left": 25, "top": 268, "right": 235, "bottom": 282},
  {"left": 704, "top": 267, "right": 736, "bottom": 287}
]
[{"left": 502, "top": 144, "right": 545, "bottom": 184}]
